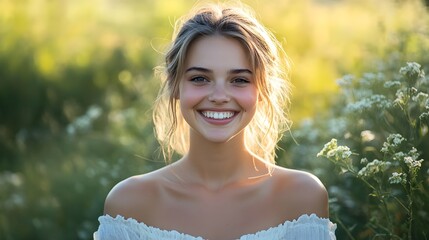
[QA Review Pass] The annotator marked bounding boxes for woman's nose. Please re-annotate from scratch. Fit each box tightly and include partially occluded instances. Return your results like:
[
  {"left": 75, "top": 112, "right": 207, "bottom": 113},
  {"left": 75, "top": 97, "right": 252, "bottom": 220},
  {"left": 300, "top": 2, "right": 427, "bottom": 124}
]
[{"left": 208, "top": 82, "right": 230, "bottom": 103}]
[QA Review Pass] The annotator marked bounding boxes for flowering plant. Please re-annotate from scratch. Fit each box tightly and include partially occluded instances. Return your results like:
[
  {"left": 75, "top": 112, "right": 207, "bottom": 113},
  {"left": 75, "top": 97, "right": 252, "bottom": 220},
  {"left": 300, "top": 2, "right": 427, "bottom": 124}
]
[{"left": 316, "top": 62, "right": 428, "bottom": 239}]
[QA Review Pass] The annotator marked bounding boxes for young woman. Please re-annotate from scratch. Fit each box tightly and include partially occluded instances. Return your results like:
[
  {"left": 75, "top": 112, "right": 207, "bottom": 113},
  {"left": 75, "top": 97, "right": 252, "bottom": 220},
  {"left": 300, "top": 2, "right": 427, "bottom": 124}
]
[{"left": 95, "top": 2, "right": 336, "bottom": 239}]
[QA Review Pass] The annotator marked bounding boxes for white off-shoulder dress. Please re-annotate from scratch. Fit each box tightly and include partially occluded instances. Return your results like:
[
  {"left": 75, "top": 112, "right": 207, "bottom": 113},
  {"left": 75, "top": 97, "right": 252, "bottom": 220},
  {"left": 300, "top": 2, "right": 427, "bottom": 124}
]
[{"left": 94, "top": 213, "right": 336, "bottom": 240}]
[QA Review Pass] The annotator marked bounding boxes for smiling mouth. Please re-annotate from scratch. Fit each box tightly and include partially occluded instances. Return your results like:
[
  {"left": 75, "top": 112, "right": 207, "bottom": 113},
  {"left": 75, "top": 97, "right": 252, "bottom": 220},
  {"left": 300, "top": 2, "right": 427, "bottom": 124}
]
[{"left": 200, "top": 111, "right": 236, "bottom": 120}]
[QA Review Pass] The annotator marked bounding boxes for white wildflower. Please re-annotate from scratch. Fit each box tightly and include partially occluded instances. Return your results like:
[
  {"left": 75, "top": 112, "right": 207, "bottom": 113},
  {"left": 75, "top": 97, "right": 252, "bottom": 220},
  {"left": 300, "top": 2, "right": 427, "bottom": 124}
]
[
  {"left": 392, "top": 151, "right": 406, "bottom": 162},
  {"left": 412, "top": 92, "right": 428, "bottom": 103},
  {"left": 338, "top": 146, "right": 353, "bottom": 159},
  {"left": 420, "top": 111, "right": 429, "bottom": 120},
  {"left": 388, "top": 172, "right": 407, "bottom": 185},
  {"left": 384, "top": 81, "right": 401, "bottom": 89},
  {"left": 418, "top": 99, "right": 429, "bottom": 120},
  {"left": 404, "top": 156, "right": 413, "bottom": 165},
  {"left": 317, "top": 139, "right": 338, "bottom": 158},
  {"left": 394, "top": 89, "right": 406, "bottom": 106},
  {"left": 318, "top": 139, "right": 352, "bottom": 163},
  {"left": 337, "top": 74, "right": 354, "bottom": 88},
  {"left": 87, "top": 105, "right": 102, "bottom": 119},
  {"left": 361, "top": 72, "right": 385, "bottom": 86},
  {"left": 399, "top": 62, "right": 425, "bottom": 80},
  {"left": 327, "top": 118, "right": 347, "bottom": 136},
  {"left": 381, "top": 134, "right": 405, "bottom": 153},
  {"left": 346, "top": 94, "right": 390, "bottom": 113},
  {"left": 408, "top": 147, "right": 420, "bottom": 159},
  {"left": 358, "top": 159, "right": 391, "bottom": 178},
  {"left": 66, "top": 105, "right": 103, "bottom": 135},
  {"left": 404, "top": 156, "right": 423, "bottom": 170},
  {"left": 361, "top": 130, "right": 375, "bottom": 142}
]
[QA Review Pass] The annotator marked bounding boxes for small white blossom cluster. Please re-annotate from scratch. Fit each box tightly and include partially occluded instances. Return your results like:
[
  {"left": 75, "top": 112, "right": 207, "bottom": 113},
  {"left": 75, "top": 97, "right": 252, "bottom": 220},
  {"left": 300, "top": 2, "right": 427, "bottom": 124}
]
[
  {"left": 399, "top": 62, "right": 425, "bottom": 81},
  {"left": 327, "top": 118, "right": 348, "bottom": 137},
  {"left": 336, "top": 74, "right": 354, "bottom": 88},
  {"left": 317, "top": 138, "right": 352, "bottom": 163},
  {"left": 358, "top": 159, "right": 391, "bottom": 178},
  {"left": 392, "top": 151, "right": 406, "bottom": 162},
  {"left": 381, "top": 133, "right": 405, "bottom": 154},
  {"left": 360, "top": 72, "right": 386, "bottom": 87},
  {"left": 381, "top": 138, "right": 424, "bottom": 185},
  {"left": 388, "top": 172, "right": 407, "bottom": 185},
  {"left": 393, "top": 89, "right": 406, "bottom": 106},
  {"left": 404, "top": 156, "right": 423, "bottom": 171},
  {"left": 346, "top": 94, "right": 391, "bottom": 113},
  {"left": 412, "top": 92, "right": 429, "bottom": 103},
  {"left": 66, "top": 105, "right": 102, "bottom": 136},
  {"left": 420, "top": 109, "right": 429, "bottom": 120},
  {"left": 0, "top": 172, "right": 25, "bottom": 209},
  {"left": 354, "top": 89, "right": 375, "bottom": 99},
  {"left": 386, "top": 148, "right": 422, "bottom": 185},
  {"left": 317, "top": 138, "right": 338, "bottom": 157},
  {"left": 361, "top": 130, "right": 376, "bottom": 142},
  {"left": 384, "top": 80, "right": 401, "bottom": 89},
  {"left": 393, "top": 87, "right": 421, "bottom": 107},
  {"left": 393, "top": 62, "right": 429, "bottom": 119},
  {"left": 403, "top": 147, "right": 424, "bottom": 173},
  {"left": 418, "top": 98, "right": 429, "bottom": 120}
]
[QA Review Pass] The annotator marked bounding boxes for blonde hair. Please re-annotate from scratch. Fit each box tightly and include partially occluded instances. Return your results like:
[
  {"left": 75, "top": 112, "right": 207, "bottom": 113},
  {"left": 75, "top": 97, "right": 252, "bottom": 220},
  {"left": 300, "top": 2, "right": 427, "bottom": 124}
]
[{"left": 153, "top": 2, "right": 291, "bottom": 167}]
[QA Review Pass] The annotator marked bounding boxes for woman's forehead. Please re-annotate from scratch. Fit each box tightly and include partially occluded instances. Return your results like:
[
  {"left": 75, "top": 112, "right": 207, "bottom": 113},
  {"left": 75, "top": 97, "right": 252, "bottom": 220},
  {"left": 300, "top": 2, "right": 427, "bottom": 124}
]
[{"left": 184, "top": 35, "right": 252, "bottom": 72}]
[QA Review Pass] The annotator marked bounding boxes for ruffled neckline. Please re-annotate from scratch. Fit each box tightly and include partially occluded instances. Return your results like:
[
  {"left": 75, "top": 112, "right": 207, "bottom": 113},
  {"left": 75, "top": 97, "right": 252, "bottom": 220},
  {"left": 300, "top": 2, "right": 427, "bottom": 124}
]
[{"left": 98, "top": 213, "right": 336, "bottom": 239}]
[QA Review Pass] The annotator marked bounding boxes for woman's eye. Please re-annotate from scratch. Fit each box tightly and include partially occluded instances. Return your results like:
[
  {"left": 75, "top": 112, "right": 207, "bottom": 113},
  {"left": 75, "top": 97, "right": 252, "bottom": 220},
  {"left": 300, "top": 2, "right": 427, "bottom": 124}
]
[
  {"left": 232, "top": 78, "right": 250, "bottom": 85},
  {"left": 190, "top": 76, "right": 208, "bottom": 84}
]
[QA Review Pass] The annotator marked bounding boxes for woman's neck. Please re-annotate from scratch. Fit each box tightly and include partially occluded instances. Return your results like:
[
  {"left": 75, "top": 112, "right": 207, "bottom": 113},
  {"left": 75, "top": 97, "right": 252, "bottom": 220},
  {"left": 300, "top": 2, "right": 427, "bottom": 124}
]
[{"left": 174, "top": 131, "right": 267, "bottom": 191}]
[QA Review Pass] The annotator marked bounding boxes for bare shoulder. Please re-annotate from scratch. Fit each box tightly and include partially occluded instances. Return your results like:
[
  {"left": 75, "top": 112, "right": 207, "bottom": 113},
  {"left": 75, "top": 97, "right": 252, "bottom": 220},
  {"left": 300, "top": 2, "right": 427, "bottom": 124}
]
[
  {"left": 103, "top": 168, "right": 165, "bottom": 220},
  {"left": 271, "top": 166, "right": 329, "bottom": 218}
]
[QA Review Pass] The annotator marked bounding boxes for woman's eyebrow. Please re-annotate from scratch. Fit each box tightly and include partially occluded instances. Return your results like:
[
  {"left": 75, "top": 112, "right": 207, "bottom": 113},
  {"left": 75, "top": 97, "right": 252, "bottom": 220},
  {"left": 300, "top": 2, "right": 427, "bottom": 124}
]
[
  {"left": 229, "top": 69, "right": 253, "bottom": 75},
  {"left": 185, "top": 67, "right": 212, "bottom": 73},
  {"left": 185, "top": 67, "right": 252, "bottom": 74}
]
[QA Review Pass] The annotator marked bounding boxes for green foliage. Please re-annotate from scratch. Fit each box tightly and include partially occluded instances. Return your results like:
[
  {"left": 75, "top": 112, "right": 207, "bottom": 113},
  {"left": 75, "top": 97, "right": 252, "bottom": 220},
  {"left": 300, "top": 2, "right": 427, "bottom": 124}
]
[
  {"left": 284, "top": 60, "right": 429, "bottom": 239},
  {"left": 0, "top": 0, "right": 180, "bottom": 238},
  {"left": 322, "top": 62, "right": 428, "bottom": 239},
  {"left": 278, "top": 3, "right": 429, "bottom": 237}
]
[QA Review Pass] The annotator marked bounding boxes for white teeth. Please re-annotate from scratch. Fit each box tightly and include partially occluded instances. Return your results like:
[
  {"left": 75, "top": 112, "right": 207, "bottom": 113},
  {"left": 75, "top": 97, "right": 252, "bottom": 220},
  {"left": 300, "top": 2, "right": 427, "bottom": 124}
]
[{"left": 202, "top": 111, "right": 235, "bottom": 120}]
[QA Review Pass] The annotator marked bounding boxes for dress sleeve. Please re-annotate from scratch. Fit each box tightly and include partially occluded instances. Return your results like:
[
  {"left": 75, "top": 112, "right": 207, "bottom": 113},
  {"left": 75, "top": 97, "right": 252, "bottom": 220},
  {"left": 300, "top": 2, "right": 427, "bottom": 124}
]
[
  {"left": 283, "top": 215, "right": 336, "bottom": 240},
  {"left": 294, "top": 221, "right": 336, "bottom": 240},
  {"left": 94, "top": 216, "right": 141, "bottom": 240},
  {"left": 240, "top": 214, "right": 336, "bottom": 240}
]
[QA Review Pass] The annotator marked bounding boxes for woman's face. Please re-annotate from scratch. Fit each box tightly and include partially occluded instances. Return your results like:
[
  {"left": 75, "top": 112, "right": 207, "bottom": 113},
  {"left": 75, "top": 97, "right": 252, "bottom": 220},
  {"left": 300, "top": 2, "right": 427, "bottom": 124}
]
[{"left": 179, "top": 35, "right": 258, "bottom": 143}]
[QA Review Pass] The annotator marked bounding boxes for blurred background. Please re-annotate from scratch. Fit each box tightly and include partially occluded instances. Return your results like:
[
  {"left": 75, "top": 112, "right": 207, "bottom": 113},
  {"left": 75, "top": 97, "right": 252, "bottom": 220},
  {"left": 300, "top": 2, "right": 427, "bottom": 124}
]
[{"left": 1, "top": 0, "right": 428, "bottom": 239}]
